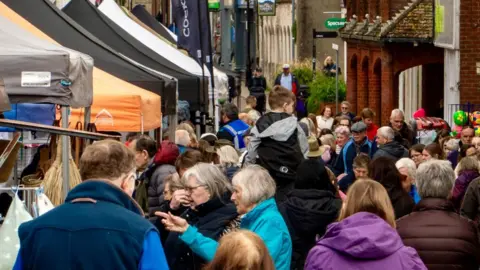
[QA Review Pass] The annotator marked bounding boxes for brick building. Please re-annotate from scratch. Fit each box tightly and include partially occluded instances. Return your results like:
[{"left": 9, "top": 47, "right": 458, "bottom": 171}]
[{"left": 339, "top": 0, "right": 451, "bottom": 124}]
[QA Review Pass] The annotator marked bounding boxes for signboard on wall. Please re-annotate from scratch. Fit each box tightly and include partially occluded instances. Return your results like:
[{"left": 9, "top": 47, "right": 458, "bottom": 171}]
[
  {"left": 434, "top": 0, "right": 458, "bottom": 49},
  {"left": 325, "top": 18, "right": 346, "bottom": 29},
  {"left": 258, "top": 0, "right": 276, "bottom": 16},
  {"left": 208, "top": 0, "right": 220, "bottom": 10}
]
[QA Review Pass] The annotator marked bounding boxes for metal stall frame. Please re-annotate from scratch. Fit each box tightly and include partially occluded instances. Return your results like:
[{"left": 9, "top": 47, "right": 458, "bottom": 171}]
[{"left": 0, "top": 118, "right": 119, "bottom": 198}]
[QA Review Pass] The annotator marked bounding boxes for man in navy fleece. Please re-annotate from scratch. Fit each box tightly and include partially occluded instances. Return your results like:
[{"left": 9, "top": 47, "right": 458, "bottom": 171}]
[{"left": 13, "top": 140, "right": 169, "bottom": 270}]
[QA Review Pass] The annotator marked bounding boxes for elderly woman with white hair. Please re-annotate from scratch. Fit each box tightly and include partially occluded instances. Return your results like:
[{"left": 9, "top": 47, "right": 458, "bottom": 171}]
[
  {"left": 157, "top": 165, "right": 292, "bottom": 270},
  {"left": 395, "top": 158, "right": 421, "bottom": 204},
  {"left": 334, "top": 126, "right": 351, "bottom": 155},
  {"left": 396, "top": 160, "right": 480, "bottom": 269},
  {"left": 159, "top": 163, "right": 239, "bottom": 270}
]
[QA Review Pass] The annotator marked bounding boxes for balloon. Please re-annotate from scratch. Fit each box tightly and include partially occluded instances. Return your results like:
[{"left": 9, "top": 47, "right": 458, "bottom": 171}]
[
  {"left": 450, "top": 131, "right": 458, "bottom": 138},
  {"left": 453, "top": 110, "right": 467, "bottom": 126},
  {"left": 471, "top": 111, "right": 480, "bottom": 126},
  {"left": 475, "top": 126, "right": 480, "bottom": 136}
]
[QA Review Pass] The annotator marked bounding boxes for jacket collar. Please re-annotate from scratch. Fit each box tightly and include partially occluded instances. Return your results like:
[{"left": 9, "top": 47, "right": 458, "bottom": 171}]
[
  {"left": 65, "top": 180, "right": 144, "bottom": 216},
  {"left": 414, "top": 198, "right": 455, "bottom": 213},
  {"left": 195, "top": 192, "right": 232, "bottom": 217},
  {"left": 242, "top": 197, "right": 277, "bottom": 225}
]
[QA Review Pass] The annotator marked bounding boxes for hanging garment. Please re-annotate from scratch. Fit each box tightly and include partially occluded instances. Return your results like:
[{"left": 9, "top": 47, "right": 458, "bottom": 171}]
[{"left": 0, "top": 192, "right": 33, "bottom": 270}]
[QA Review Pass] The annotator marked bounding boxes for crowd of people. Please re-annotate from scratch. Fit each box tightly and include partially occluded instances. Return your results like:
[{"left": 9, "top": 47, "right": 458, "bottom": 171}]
[{"left": 11, "top": 84, "right": 480, "bottom": 270}]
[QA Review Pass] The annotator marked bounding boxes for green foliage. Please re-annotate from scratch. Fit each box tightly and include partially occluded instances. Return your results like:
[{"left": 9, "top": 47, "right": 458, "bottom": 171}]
[
  {"left": 306, "top": 74, "right": 346, "bottom": 113},
  {"left": 270, "top": 59, "right": 346, "bottom": 113}
]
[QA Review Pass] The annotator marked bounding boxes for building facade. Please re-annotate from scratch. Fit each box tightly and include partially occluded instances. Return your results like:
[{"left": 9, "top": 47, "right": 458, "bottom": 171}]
[
  {"left": 340, "top": 0, "right": 447, "bottom": 124},
  {"left": 257, "top": 0, "right": 294, "bottom": 83}
]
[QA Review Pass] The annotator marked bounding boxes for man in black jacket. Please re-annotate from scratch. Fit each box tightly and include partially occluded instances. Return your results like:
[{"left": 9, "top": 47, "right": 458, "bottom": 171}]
[
  {"left": 373, "top": 126, "right": 409, "bottom": 162},
  {"left": 248, "top": 67, "right": 267, "bottom": 113}
]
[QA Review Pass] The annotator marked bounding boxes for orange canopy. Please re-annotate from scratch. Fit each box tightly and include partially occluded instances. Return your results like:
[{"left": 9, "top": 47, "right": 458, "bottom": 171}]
[{"left": 0, "top": 3, "right": 161, "bottom": 132}]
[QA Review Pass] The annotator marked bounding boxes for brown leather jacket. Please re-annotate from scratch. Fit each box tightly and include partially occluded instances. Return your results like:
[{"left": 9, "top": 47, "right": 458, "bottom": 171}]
[{"left": 397, "top": 198, "right": 480, "bottom": 270}]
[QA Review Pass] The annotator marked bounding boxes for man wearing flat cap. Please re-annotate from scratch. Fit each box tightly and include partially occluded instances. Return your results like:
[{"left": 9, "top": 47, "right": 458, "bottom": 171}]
[{"left": 332, "top": 121, "right": 377, "bottom": 193}]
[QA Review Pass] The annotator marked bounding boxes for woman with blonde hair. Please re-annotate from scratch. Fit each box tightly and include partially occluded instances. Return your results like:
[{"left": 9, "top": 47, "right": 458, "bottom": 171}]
[
  {"left": 203, "top": 230, "right": 275, "bottom": 270},
  {"left": 452, "top": 156, "right": 480, "bottom": 210},
  {"left": 216, "top": 145, "right": 240, "bottom": 180},
  {"left": 305, "top": 179, "right": 426, "bottom": 270}
]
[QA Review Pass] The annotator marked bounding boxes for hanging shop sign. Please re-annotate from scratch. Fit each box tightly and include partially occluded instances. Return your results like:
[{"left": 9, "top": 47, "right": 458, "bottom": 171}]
[
  {"left": 324, "top": 18, "right": 347, "bottom": 30},
  {"left": 237, "top": 0, "right": 254, "bottom": 8},
  {"left": 258, "top": 0, "right": 276, "bottom": 16},
  {"left": 208, "top": 0, "right": 220, "bottom": 11}
]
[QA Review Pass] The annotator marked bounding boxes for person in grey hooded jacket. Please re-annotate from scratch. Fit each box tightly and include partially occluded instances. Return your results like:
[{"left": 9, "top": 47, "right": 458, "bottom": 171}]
[
  {"left": 373, "top": 126, "right": 409, "bottom": 162},
  {"left": 245, "top": 86, "right": 308, "bottom": 202}
]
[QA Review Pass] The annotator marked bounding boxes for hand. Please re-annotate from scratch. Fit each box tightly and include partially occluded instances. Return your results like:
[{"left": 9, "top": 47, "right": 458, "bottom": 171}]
[
  {"left": 170, "top": 189, "right": 191, "bottom": 210},
  {"left": 330, "top": 69, "right": 336, "bottom": 73},
  {"left": 155, "top": 211, "right": 189, "bottom": 233},
  {"left": 337, "top": 173, "right": 347, "bottom": 181}
]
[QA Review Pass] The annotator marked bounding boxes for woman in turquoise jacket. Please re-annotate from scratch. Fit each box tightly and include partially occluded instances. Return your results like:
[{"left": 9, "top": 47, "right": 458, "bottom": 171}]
[{"left": 158, "top": 165, "right": 292, "bottom": 270}]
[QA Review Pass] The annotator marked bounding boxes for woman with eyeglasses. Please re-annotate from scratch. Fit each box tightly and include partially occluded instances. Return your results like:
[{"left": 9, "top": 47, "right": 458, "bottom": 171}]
[
  {"left": 157, "top": 165, "right": 292, "bottom": 270},
  {"left": 159, "top": 163, "right": 239, "bottom": 270},
  {"left": 409, "top": 144, "right": 425, "bottom": 167}
]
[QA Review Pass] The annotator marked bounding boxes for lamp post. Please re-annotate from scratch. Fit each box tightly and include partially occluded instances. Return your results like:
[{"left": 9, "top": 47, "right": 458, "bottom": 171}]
[{"left": 220, "top": 0, "right": 233, "bottom": 69}]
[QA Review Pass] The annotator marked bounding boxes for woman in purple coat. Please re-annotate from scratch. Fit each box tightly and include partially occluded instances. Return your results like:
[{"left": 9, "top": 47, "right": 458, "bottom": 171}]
[{"left": 305, "top": 179, "right": 426, "bottom": 270}]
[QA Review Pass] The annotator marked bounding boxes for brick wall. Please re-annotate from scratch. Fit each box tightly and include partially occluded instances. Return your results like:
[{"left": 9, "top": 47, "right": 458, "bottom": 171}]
[
  {"left": 347, "top": 53, "right": 358, "bottom": 113},
  {"left": 459, "top": 0, "right": 480, "bottom": 104}
]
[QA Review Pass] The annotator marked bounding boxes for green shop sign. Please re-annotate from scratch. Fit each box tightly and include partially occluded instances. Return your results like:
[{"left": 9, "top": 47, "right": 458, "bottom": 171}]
[
  {"left": 325, "top": 18, "right": 346, "bottom": 29},
  {"left": 208, "top": 0, "right": 220, "bottom": 10}
]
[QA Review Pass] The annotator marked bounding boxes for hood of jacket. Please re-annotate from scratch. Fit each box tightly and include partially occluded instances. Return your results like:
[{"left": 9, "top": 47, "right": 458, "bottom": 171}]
[
  {"left": 283, "top": 189, "right": 341, "bottom": 234},
  {"left": 319, "top": 212, "right": 404, "bottom": 259},
  {"left": 378, "top": 141, "right": 407, "bottom": 158},
  {"left": 154, "top": 141, "right": 180, "bottom": 165},
  {"left": 66, "top": 180, "right": 143, "bottom": 216},
  {"left": 457, "top": 170, "right": 480, "bottom": 184},
  {"left": 254, "top": 112, "right": 299, "bottom": 141}
]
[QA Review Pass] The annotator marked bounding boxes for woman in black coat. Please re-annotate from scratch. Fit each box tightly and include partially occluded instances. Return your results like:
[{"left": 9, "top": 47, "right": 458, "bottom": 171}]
[
  {"left": 369, "top": 156, "right": 415, "bottom": 219},
  {"left": 161, "top": 163, "right": 239, "bottom": 270},
  {"left": 279, "top": 159, "right": 342, "bottom": 270}
]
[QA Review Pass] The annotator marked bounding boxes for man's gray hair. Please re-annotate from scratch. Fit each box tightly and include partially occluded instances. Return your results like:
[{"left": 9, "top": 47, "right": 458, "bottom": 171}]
[
  {"left": 183, "top": 163, "right": 232, "bottom": 200},
  {"left": 232, "top": 165, "right": 276, "bottom": 206},
  {"left": 416, "top": 160, "right": 455, "bottom": 199},
  {"left": 396, "top": 158, "right": 417, "bottom": 181},
  {"left": 390, "top": 109, "right": 405, "bottom": 120},
  {"left": 377, "top": 126, "right": 395, "bottom": 141},
  {"left": 175, "top": 130, "right": 190, "bottom": 147}
]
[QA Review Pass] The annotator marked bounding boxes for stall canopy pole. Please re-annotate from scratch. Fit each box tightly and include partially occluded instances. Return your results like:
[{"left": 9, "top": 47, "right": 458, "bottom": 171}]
[
  {"left": 61, "top": 106, "right": 70, "bottom": 198},
  {"left": 84, "top": 106, "right": 91, "bottom": 131}
]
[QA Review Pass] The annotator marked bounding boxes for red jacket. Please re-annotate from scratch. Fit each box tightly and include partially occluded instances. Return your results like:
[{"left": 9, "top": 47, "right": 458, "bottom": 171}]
[{"left": 366, "top": 124, "right": 378, "bottom": 141}]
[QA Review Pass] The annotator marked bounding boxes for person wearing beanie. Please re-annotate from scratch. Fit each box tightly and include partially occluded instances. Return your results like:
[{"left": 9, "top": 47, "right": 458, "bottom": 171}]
[{"left": 279, "top": 159, "right": 342, "bottom": 270}]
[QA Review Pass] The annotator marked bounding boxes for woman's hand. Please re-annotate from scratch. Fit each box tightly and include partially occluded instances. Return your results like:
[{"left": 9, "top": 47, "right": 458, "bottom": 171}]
[
  {"left": 155, "top": 211, "right": 189, "bottom": 233},
  {"left": 169, "top": 189, "right": 191, "bottom": 210}
]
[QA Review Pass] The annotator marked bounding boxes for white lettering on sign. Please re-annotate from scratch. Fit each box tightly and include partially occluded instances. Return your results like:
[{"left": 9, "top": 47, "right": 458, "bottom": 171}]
[
  {"left": 327, "top": 21, "right": 346, "bottom": 27},
  {"left": 21, "top": 72, "right": 51, "bottom": 87},
  {"left": 180, "top": 0, "right": 190, "bottom": 37}
]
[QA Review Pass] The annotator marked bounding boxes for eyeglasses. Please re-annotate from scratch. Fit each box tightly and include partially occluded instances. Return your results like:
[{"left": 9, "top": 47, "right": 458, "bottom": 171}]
[
  {"left": 341, "top": 107, "right": 348, "bottom": 109},
  {"left": 184, "top": 185, "right": 206, "bottom": 193}
]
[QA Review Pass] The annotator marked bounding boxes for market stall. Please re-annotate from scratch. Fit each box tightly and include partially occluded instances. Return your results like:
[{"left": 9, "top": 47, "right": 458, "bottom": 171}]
[
  {"left": 0, "top": 2, "right": 163, "bottom": 133},
  {"left": 1, "top": 0, "right": 171, "bottom": 113},
  {"left": 61, "top": 0, "right": 198, "bottom": 114}
]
